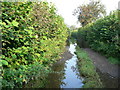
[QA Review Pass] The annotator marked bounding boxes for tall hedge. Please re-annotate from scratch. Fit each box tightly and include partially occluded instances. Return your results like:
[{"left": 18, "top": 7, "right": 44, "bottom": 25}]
[
  {"left": 1, "top": 1, "right": 68, "bottom": 88},
  {"left": 77, "top": 11, "right": 120, "bottom": 63}
]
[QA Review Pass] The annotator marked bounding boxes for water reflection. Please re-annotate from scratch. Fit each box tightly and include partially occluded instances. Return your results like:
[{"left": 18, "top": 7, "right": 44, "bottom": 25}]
[
  {"left": 45, "top": 60, "right": 66, "bottom": 88},
  {"left": 46, "top": 43, "right": 84, "bottom": 88}
]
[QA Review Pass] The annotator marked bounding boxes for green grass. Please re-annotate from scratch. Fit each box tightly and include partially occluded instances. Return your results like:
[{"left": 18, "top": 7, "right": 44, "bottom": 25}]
[
  {"left": 75, "top": 46, "right": 103, "bottom": 88},
  {"left": 108, "top": 57, "right": 120, "bottom": 65}
]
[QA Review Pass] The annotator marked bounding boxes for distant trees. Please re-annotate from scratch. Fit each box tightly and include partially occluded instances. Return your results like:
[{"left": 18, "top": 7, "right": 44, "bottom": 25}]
[
  {"left": 73, "top": 0, "right": 106, "bottom": 26},
  {"left": 69, "top": 25, "right": 77, "bottom": 30}
]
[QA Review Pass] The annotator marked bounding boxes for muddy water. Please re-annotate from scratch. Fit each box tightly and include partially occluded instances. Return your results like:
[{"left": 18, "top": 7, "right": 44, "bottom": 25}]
[{"left": 45, "top": 43, "right": 84, "bottom": 88}]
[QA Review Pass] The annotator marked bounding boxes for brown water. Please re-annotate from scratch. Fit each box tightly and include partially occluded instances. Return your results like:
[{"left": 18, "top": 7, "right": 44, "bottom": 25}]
[{"left": 45, "top": 43, "right": 84, "bottom": 88}]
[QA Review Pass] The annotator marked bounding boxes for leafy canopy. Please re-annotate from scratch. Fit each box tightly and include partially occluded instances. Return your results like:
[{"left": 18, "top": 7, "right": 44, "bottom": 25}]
[{"left": 73, "top": 0, "right": 106, "bottom": 26}]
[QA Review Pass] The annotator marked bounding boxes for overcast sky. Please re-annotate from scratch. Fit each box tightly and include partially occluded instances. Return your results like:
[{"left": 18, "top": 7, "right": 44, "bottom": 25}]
[{"left": 46, "top": 0, "right": 119, "bottom": 27}]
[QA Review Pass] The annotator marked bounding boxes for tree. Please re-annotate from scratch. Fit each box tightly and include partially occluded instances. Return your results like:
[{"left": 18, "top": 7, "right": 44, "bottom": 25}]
[
  {"left": 69, "top": 25, "right": 77, "bottom": 30},
  {"left": 73, "top": 0, "right": 106, "bottom": 27}
]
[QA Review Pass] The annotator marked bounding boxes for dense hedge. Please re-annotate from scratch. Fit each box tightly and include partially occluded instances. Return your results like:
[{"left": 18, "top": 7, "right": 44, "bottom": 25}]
[
  {"left": 1, "top": 1, "right": 68, "bottom": 88},
  {"left": 70, "top": 30, "right": 78, "bottom": 39},
  {"left": 77, "top": 12, "right": 120, "bottom": 64}
]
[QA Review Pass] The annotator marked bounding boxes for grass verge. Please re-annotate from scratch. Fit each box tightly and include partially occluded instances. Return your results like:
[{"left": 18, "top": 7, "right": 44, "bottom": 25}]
[
  {"left": 75, "top": 46, "right": 103, "bottom": 88},
  {"left": 108, "top": 57, "right": 120, "bottom": 65}
]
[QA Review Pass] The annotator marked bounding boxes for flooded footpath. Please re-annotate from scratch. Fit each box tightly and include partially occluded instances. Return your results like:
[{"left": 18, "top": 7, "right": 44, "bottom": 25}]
[{"left": 45, "top": 43, "right": 84, "bottom": 88}]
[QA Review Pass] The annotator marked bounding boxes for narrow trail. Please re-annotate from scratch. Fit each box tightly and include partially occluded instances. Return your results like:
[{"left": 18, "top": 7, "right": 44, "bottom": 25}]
[
  {"left": 83, "top": 48, "right": 120, "bottom": 78},
  {"left": 83, "top": 48, "right": 120, "bottom": 88}
]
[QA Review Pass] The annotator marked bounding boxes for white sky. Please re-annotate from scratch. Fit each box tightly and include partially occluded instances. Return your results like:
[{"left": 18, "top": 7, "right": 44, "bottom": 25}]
[{"left": 45, "top": 0, "right": 119, "bottom": 27}]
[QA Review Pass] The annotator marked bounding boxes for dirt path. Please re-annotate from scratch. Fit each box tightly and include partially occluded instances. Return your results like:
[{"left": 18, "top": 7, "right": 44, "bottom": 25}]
[
  {"left": 83, "top": 48, "right": 120, "bottom": 88},
  {"left": 83, "top": 48, "right": 120, "bottom": 78}
]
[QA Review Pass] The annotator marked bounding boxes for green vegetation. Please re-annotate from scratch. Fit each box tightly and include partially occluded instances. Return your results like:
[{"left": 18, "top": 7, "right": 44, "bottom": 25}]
[
  {"left": 73, "top": 0, "right": 106, "bottom": 26},
  {"left": 75, "top": 46, "right": 103, "bottom": 88},
  {"left": 77, "top": 11, "right": 120, "bottom": 64},
  {"left": 1, "top": 1, "right": 68, "bottom": 88},
  {"left": 68, "top": 30, "right": 77, "bottom": 44},
  {"left": 1, "top": 0, "right": 119, "bottom": 88},
  {"left": 70, "top": 30, "right": 78, "bottom": 39}
]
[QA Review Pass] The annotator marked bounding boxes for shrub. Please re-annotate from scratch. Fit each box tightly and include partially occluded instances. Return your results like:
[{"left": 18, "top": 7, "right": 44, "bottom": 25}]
[
  {"left": 2, "top": 62, "right": 50, "bottom": 88},
  {"left": 1, "top": 1, "right": 68, "bottom": 88},
  {"left": 71, "top": 30, "right": 78, "bottom": 39},
  {"left": 77, "top": 11, "right": 120, "bottom": 64}
]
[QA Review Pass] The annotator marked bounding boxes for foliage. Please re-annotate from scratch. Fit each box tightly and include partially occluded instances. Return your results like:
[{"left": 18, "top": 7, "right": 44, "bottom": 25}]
[
  {"left": 73, "top": 0, "right": 106, "bottom": 26},
  {"left": 70, "top": 30, "right": 78, "bottom": 39},
  {"left": 75, "top": 46, "right": 103, "bottom": 88},
  {"left": 2, "top": 62, "right": 49, "bottom": 88},
  {"left": 77, "top": 12, "right": 120, "bottom": 64},
  {"left": 1, "top": 1, "right": 68, "bottom": 88},
  {"left": 108, "top": 57, "right": 120, "bottom": 64},
  {"left": 69, "top": 25, "right": 77, "bottom": 30}
]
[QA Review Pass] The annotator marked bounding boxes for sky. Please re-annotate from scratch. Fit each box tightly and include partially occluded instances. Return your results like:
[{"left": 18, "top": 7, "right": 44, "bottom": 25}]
[{"left": 45, "top": 0, "right": 120, "bottom": 27}]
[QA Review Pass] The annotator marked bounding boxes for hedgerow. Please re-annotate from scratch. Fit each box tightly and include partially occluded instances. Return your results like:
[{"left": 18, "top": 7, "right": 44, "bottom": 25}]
[
  {"left": 77, "top": 11, "right": 120, "bottom": 64},
  {"left": 1, "top": 1, "right": 68, "bottom": 88}
]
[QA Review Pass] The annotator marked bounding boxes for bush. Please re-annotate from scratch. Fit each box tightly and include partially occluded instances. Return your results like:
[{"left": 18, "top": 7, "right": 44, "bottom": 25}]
[
  {"left": 1, "top": 1, "right": 68, "bottom": 88},
  {"left": 71, "top": 30, "right": 78, "bottom": 39},
  {"left": 77, "top": 11, "right": 120, "bottom": 64},
  {"left": 2, "top": 62, "right": 50, "bottom": 88}
]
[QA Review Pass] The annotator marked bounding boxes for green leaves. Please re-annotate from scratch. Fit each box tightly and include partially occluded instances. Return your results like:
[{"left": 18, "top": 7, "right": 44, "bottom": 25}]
[
  {"left": 1, "top": 1, "right": 68, "bottom": 88},
  {"left": 1, "top": 1, "right": 68, "bottom": 67},
  {"left": 1, "top": 60, "right": 8, "bottom": 66},
  {"left": 73, "top": 0, "right": 106, "bottom": 26},
  {"left": 12, "top": 20, "right": 19, "bottom": 27},
  {"left": 77, "top": 13, "right": 120, "bottom": 60},
  {"left": 12, "top": 54, "right": 17, "bottom": 59}
]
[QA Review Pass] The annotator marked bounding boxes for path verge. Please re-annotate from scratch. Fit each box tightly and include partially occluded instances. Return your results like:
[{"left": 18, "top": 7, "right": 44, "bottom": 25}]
[
  {"left": 75, "top": 46, "right": 103, "bottom": 88},
  {"left": 83, "top": 48, "right": 120, "bottom": 88}
]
